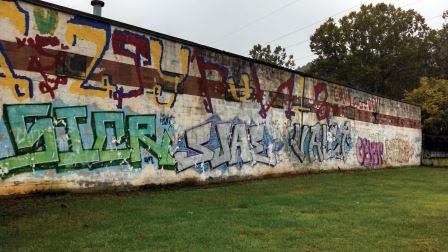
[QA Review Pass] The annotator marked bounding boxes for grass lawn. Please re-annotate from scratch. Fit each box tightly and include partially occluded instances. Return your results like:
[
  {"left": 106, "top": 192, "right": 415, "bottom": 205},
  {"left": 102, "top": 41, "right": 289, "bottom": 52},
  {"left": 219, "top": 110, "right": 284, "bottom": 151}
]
[
  {"left": 1, "top": 167, "right": 448, "bottom": 251},
  {"left": 423, "top": 158, "right": 448, "bottom": 167}
]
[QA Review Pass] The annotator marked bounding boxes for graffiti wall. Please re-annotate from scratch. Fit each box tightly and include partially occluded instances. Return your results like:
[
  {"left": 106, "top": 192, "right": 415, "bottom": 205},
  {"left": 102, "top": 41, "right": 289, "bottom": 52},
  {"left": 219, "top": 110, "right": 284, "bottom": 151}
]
[{"left": 0, "top": 0, "right": 422, "bottom": 196}]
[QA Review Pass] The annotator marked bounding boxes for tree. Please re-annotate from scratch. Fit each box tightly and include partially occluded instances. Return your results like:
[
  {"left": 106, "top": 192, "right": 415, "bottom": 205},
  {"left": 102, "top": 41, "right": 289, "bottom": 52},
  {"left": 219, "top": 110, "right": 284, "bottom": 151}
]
[
  {"left": 403, "top": 78, "right": 448, "bottom": 135},
  {"left": 307, "top": 3, "right": 434, "bottom": 99},
  {"left": 249, "top": 44, "right": 296, "bottom": 69},
  {"left": 297, "top": 62, "right": 312, "bottom": 72},
  {"left": 431, "top": 11, "right": 448, "bottom": 79}
]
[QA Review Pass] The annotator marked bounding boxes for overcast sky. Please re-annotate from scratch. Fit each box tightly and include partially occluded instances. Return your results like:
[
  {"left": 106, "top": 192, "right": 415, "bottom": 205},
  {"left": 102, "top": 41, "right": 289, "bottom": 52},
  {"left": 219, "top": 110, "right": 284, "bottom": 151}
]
[{"left": 44, "top": 0, "right": 447, "bottom": 66}]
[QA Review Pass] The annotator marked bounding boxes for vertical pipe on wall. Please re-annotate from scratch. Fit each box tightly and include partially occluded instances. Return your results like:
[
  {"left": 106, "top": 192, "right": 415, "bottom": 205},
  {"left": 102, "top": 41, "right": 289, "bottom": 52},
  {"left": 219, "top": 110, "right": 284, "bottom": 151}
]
[{"left": 91, "top": 0, "right": 104, "bottom": 16}]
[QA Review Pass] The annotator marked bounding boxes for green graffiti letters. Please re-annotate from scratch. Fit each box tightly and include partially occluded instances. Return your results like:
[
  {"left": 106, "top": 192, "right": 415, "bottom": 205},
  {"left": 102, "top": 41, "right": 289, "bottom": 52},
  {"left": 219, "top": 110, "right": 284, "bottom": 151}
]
[
  {"left": 0, "top": 104, "right": 58, "bottom": 175},
  {"left": 92, "top": 112, "right": 131, "bottom": 163},
  {"left": 54, "top": 106, "right": 99, "bottom": 166},
  {"left": 128, "top": 115, "right": 175, "bottom": 168},
  {"left": 0, "top": 104, "right": 175, "bottom": 178},
  {"left": 33, "top": 7, "right": 59, "bottom": 35}
]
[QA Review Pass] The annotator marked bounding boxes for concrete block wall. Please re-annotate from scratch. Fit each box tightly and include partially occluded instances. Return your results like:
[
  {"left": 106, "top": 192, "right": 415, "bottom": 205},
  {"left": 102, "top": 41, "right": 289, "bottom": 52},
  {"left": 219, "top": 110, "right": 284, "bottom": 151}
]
[{"left": 0, "top": 0, "right": 422, "bottom": 196}]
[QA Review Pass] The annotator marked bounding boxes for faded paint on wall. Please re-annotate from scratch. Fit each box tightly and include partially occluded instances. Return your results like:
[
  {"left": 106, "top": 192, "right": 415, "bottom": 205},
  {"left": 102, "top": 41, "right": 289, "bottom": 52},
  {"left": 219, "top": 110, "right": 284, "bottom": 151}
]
[{"left": 0, "top": 0, "right": 422, "bottom": 196}]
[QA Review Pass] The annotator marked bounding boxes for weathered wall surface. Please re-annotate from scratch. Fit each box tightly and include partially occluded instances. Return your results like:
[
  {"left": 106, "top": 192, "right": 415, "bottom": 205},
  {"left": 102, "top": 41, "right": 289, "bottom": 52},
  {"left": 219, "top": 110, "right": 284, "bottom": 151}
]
[{"left": 0, "top": 0, "right": 422, "bottom": 196}]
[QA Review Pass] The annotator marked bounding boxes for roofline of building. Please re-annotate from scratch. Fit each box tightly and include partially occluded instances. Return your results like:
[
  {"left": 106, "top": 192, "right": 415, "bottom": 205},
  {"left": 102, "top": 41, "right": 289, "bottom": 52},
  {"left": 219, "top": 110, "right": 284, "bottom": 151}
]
[{"left": 20, "top": 0, "right": 421, "bottom": 109}]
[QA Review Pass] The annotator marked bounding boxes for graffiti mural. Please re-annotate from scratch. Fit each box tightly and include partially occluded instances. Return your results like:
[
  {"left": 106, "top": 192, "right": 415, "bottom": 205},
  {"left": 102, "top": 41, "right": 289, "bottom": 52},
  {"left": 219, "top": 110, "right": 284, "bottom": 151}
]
[
  {"left": 65, "top": 16, "right": 112, "bottom": 98},
  {"left": 384, "top": 138, "right": 415, "bottom": 163},
  {"left": 0, "top": 0, "right": 422, "bottom": 195},
  {"left": 16, "top": 34, "right": 69, "bottom": 99},
  {"left": 0, "top": 0, "right": 33, "bottom": 101},
  {"left": 175, "top": 116, "right": 280, "bottom": 173},
  {"left": 33, "top": 6, "right": 59, "bottom": 35},
  {"left": 289, "top": 121, "right": 352, "bottom": 163},
  {"left": 356, "top": 138, "right": 384, "bottom": 168},
  {"left": 352, "top": 95, "right": 379, "bottom": 112},
  {"left": 0, "top": 104, "right": 175, "bottom": 178}
]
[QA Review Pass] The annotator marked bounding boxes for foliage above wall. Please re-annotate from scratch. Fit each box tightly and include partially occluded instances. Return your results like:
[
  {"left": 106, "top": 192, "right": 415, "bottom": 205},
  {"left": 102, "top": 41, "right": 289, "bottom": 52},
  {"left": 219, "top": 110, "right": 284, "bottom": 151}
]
[
  {"left": 404, "top": 78, "right": 448, "bottom": 135},
  {"left": 306, "top": 3, "right": 435, "bottom": 99},
  {"left": 249, "top": 44, "right": 296, "bottom": 69},
  {"left": 431, "top": 11, "right": 448, "bottom": 80}
]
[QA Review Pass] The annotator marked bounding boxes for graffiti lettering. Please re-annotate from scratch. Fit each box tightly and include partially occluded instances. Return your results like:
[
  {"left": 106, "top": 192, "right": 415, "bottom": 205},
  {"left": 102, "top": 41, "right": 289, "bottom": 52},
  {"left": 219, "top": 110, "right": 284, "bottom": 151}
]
[
  {"left": 289, "top": 121, "right": 352, "bottom": 163},
  {"left": 356, "top": 137, "right": 384, "bottom": 168},
  {"left": 314, "top": 82, "right": 330, "bottom": 121},
  {"left": 252, "top": 66, "right": 296, "bottom": 119},
  {"left": 0, "top": 0, "right": 33, "bottom": 101},
  {"left": 65, "top": 16, "right": 111, "bottom": 97},
  {"left": 33, "top": 6, "right": 58, "bottom": 35},
  {"left": 17, "top": 34, "right": 68, "bottom": 99},
  {"left": 331, "top": 85, "right": 351, "bottom": 105},
  {"left": 384, "top": 138, "right": 414, "bottom": 163},
  {"left": 0, "top": 104, "right": 175, "bottom": 178},
  {"left": 111, "top": 29, "right": 150, "bottom": 108},
  {"left": 352, "top": 95, "right": 379, "bottom": 112},
  {"left": 149, "top": 38, "right": 190, "bottom": 108},
  {"left": 227, "top": 73, "right": 252, "bottom": 102},
  {"left": 175, "top": 116, "right": 277, "bottom": 173},
  {"left": 0, "top": 0, "right": 423, "bottom": 192}
]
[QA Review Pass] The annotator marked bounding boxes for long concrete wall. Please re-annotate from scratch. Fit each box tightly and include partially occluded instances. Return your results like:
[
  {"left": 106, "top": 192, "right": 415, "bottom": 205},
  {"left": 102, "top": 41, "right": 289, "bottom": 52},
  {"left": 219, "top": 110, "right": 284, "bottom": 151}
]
[{"left": 0, "top": 0, "right": 422, "bottom": 196}]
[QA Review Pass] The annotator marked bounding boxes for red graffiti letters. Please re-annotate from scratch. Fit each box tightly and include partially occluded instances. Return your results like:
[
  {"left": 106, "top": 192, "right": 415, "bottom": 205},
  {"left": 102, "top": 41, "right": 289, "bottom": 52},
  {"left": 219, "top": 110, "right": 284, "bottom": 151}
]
[{"left": 314, "top": 82, "right": 330, "bottom": 121}]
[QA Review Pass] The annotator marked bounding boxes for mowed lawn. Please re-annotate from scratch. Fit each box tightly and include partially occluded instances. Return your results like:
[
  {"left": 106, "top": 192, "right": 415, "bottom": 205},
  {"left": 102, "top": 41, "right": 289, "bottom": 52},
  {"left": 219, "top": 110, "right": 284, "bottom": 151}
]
[{"left": 1, "top": 167, "right": 448, "bottom": 251}]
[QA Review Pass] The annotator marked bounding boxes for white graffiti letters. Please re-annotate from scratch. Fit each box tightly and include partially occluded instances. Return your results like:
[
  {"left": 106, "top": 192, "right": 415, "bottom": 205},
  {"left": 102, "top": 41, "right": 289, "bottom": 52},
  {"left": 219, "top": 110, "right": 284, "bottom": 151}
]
[{"left": 175, "top": 121, "right": 273, "bottom": 172}]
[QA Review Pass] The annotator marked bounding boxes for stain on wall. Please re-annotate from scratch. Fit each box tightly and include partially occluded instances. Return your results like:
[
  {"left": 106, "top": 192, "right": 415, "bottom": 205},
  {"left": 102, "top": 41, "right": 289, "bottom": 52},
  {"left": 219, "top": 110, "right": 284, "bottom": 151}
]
[{"left": 0, "top": 0, "right": 422, "bottom": 196}]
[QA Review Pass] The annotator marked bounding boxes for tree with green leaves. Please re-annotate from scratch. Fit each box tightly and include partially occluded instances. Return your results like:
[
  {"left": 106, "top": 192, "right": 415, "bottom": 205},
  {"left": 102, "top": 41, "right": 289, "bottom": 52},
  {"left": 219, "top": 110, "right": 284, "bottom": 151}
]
[
  {"left": 249, "top": 44, "right": 296, "bottom": 69},
  {"left": 404, "top": 78, "right": 448, "bottom": 135},
  {"left": 431, "top": 11, "right": 448, "bottom": 79},
  {"left": 307, "top": 3, "right": 434, "bottom": 99}
]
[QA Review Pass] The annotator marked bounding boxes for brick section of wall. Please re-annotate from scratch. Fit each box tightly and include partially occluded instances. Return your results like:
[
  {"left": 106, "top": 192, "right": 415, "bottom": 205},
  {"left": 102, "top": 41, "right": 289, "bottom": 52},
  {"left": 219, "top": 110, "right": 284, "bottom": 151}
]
[{"left": 2, "top": 40, "right": 421, "bottom": 129}]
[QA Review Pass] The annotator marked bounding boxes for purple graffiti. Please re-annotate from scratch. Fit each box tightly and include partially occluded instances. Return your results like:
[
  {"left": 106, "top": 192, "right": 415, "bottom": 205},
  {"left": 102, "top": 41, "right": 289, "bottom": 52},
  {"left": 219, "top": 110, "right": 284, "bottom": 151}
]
[{"left": 356, "top": 137, "right": 383, "bottom": 168}]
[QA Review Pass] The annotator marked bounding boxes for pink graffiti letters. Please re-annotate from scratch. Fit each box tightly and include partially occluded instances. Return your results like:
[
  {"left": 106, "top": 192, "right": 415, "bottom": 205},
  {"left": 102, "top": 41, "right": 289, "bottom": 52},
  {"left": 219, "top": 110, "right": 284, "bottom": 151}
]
[{"left": 356, "top": 137, "right": 384, "bottom": 168}]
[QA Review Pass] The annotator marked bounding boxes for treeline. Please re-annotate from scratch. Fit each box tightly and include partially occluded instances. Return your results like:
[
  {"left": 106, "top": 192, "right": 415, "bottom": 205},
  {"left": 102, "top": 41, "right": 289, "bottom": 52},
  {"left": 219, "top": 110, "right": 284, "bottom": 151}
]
[{"left": 307, "top": 4, "right": 447, "bottom": 100}]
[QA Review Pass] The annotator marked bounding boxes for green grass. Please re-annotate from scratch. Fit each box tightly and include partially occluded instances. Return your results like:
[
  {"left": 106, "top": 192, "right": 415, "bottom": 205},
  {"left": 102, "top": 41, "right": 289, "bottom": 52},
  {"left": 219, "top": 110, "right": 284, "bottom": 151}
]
[
  {"left": 1, "top": 167, "right": 448, "bottom": 251},
  {"left": 423, "top": 158, "right": 448, "bottom": 167}
]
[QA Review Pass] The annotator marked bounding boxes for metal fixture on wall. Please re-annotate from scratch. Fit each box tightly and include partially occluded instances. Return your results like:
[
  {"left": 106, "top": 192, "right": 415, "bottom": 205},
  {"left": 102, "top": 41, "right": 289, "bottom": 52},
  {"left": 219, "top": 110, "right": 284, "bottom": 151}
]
[{"left": 91, "top": 0, "right": 104, "bottom": 16}]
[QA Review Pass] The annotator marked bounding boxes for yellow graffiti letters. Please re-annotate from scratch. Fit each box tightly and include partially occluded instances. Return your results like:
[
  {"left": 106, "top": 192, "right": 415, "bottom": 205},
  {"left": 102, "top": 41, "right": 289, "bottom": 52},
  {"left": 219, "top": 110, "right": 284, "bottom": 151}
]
[
  {"left": 149, "top": 39, "right": 190, "bottom": 108},
  {"left": 227, "top": 73, "right": 251, "bottom": 102},
  {"left": 385, "top": 138, "right": 414, "bottom": 163},
  {"left": 65, "top": 19, "right": 109, "bottom": 98}
]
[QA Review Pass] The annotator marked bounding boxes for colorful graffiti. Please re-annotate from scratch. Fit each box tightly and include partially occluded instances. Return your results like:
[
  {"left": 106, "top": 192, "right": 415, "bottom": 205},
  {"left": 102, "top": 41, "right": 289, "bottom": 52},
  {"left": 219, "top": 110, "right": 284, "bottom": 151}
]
[
  {"left": 193, "top": 48, "right": 302, "bottom": 120},
  {"left": 0, "top": 0, "right": 33, "bottom": 101},
  {"left": 0, "top": 0, "right": 416, "bottom": 124},
  {"left": 175, "top": 116, "right": 280, "bottom": 173},
  {"left": 65, "top": 16, "right": 111, "bottom": 98},
  {"left": 33, "top": 6, "right": 59, "bottom": 35},
  {"left": 331, "top": 85, "right": 352, "bottom": 105},
  {"left": 384, "top": 138, "right": 414, "bottom": 163},
  {"left": 314, "top": 82, "right": 331, "bottom": 121},
  {"left": 352, "top": 95, "right": 379, "bottom": 112},
  {"left": 289, "top": 121, "right": 352, "bottom": 163},
  {"left": 17, "top": 34, "right": 69, "bottom": 99},
  {"left": 356, "top": 138, "right": 384, "bottom": 168},
  {"left": 65, "top": 18, "right": 191, "bottom": 109},
  {"left": 0, "top": 104, "right": 175, "bottom": 178},
  {"left": 0, "top": 0, "right": 423, "bottom": 195}
]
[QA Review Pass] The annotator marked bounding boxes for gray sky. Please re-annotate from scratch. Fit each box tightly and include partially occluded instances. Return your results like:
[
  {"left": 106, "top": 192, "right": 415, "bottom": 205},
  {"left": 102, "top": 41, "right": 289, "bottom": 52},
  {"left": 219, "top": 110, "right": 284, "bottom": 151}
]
[{"left": 44, "top": 0, "right": 447, "bottom": 66}]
